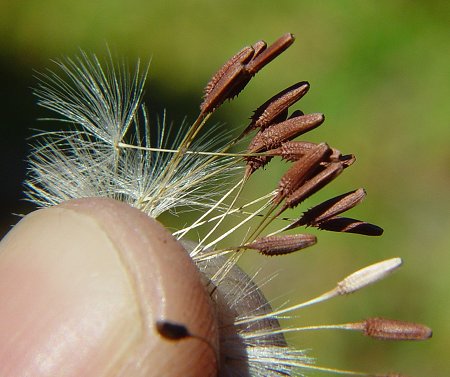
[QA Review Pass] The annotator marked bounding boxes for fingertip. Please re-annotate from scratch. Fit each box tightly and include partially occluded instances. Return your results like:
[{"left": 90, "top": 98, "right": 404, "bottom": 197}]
[{"left": 0, "top": 198, "right": 218, "bottom": 376}]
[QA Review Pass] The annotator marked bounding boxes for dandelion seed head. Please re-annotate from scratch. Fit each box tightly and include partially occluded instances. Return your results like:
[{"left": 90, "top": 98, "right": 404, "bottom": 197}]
[{"left": 22, "top": 36, "right": 431, "bottom": 377}]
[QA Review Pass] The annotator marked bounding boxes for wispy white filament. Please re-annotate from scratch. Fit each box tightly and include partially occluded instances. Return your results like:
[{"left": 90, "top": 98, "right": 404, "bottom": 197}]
[{"left": 27, "top": 52, "right": 238, "bottom": 218}]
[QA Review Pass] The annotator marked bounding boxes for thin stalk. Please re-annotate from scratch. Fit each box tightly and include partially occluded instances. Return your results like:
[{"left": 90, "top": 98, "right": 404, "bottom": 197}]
[
  {"left": 117, "top": 142, "right": 269, "bottom": 158},
  {"left": 173, "top": 192, "right": 274, "bottom": 237},
  {"left": 235, "top": 289, "right": 338, "bottom": 325},
  {"left": 202, "top": 197, "right": 274, "bottom": 250}
]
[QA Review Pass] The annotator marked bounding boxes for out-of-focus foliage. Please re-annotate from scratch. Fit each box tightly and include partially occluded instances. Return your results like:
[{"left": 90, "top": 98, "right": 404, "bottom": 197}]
[{"left": 0, "top": 1, "right": 448, "bottom": 376}]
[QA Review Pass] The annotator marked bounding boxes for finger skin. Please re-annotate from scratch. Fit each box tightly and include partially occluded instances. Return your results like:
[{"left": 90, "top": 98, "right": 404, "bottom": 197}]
[{"left": 0, "top": 198, "right": 218, "bottom": 377}]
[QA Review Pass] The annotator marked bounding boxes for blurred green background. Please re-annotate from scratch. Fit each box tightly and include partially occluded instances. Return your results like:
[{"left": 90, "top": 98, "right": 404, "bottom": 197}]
[{"left": 0, "top": 1, "right": 448, "bottom": 376}]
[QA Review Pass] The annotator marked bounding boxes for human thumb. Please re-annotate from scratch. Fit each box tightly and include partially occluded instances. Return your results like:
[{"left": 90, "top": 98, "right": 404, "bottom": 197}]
[{"left": 0, "top": 197, "right": 218, "bottom": 377}]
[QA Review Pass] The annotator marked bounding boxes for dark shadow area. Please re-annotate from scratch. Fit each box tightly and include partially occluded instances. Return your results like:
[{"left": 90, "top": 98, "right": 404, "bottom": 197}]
[{"left": 0, "top": 57, "right": 38, "bottom": 238}]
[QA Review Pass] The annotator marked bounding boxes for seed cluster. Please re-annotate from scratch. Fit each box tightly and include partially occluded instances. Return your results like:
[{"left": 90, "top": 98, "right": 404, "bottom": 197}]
[
  {"left": 241, "top": 72, "right": 383, "bottom": 242},
  {"left": 201, "top": 33, "right": 295, "bottom": 115},
  {"left": 201, "top": 33, "right": 384, "bottom": 255},
  {"left": 197, "top": 34, "right": 431, "bottom": 377}
]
